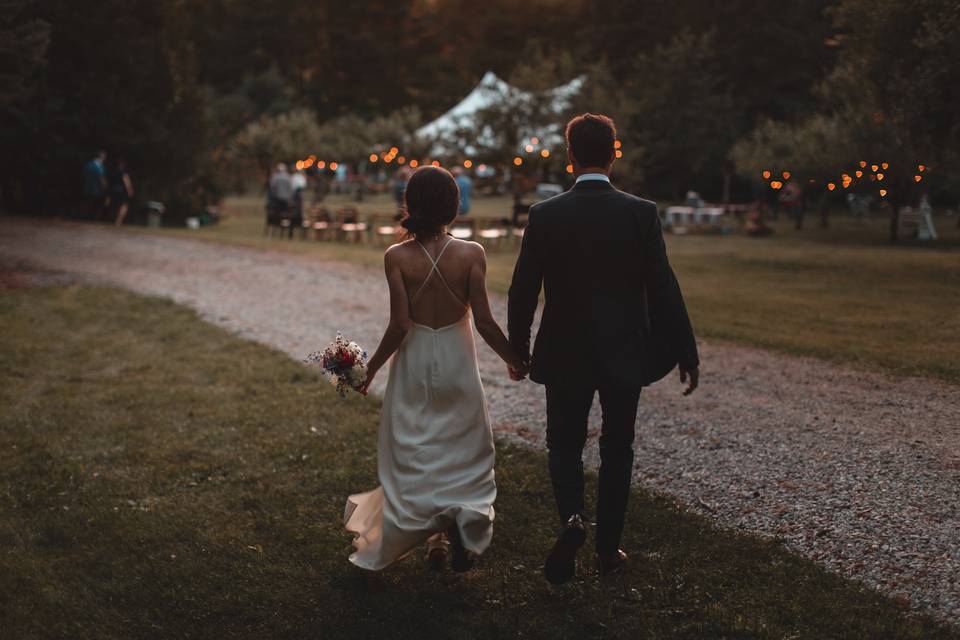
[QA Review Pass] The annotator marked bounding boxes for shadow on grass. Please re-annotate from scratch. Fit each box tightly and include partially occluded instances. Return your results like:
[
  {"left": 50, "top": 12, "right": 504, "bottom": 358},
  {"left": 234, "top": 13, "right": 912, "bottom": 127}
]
[{"left": 0, "top": 284, "right": 956, "bottom": 639}]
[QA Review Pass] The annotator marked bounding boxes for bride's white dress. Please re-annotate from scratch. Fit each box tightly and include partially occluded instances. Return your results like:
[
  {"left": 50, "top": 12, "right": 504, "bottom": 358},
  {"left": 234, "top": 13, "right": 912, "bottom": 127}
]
[{"left": 344, "top": 238, "right": 496, "bottom": 570}]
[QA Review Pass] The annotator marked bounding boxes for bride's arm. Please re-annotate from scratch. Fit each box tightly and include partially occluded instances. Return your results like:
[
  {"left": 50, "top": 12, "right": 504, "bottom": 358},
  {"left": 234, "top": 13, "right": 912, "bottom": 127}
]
[
  {"left": 468, "top": 245, "right": 527, "bottom": 372},
  {"left": 361, "top": 247, "right": 411, "bottom": 392}
]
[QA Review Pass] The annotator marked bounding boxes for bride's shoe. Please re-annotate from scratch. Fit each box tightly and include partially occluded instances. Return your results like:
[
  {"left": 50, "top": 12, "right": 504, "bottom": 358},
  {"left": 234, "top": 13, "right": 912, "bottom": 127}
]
[
  {"left": 446, "top": 524, "right": 474, "bottom": 573},
  {"left": 425, "top": 534, "right": 449, "bottom": 571}
]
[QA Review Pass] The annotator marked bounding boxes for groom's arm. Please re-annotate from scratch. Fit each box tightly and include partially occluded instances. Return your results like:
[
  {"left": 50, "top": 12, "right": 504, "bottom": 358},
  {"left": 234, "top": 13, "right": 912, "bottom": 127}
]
[
  {"left": 507, "top": 208, "right": 543, "bottom": 364},
  {"left": 639, "top": 204, "right": 699, "bottom": 371}
]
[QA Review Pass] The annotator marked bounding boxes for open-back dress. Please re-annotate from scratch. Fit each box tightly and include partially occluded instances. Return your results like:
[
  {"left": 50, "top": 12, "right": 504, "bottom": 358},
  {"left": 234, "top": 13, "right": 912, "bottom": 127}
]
[{"left": 344, "top": 237, "right": 496, "bottom": 570}]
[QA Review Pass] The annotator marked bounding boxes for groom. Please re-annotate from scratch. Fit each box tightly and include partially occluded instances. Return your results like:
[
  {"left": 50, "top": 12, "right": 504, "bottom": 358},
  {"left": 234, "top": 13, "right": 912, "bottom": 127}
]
[{"left": 507, "top": 113, "right": 700, "bottom": 584}]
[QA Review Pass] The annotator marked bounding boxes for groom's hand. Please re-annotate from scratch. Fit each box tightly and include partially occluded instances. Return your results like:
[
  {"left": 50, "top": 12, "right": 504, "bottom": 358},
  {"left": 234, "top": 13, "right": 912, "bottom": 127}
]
[
  {"left": 679, "top": 365, "right": 699, "bottom": 396},
  {"left": 508, "top": 362, "right": 528, "bottom": 381}
]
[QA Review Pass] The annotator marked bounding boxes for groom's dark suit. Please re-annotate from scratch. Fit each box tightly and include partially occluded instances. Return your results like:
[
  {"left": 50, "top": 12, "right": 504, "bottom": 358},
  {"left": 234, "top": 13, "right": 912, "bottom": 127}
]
[{"left": 508, "top": 176, "right": 698, "bottom": 554}]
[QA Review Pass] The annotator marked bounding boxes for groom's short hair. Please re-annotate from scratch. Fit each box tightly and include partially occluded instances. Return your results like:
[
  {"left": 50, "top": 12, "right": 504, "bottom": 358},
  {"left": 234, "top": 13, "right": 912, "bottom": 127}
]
[{"left": 565, "top": 113, "right": 617, "bottom": 168}]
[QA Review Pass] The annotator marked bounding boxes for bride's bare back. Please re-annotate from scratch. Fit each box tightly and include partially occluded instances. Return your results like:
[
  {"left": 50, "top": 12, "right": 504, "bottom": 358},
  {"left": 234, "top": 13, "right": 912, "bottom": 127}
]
[{"left": 397, "top": 235, "right": 475, "bottom": 330}]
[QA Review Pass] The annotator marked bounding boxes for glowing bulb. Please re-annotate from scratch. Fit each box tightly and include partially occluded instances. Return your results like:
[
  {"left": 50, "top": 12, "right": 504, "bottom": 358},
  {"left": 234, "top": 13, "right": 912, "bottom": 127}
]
[
  {"left": 409, "top": 159, "right": 418, "bottom": 168},
  {"left": 525, "top": 144, "right": 534, "bottom": 153},
  {"left": 531, "top": 137, "right": 539, "bottom": 145},
  {"left": 317, "top": 161, "right": 326, "bottom": 169},
  {"left": 859, "top": 160, "right": 867, "bottom": 168},
  {"left": 478, "top": 164, "right": 487, "bottom": 172},
  {"left": 463, "top": 159, "right": 473, "bottom": 168},
  {"left": 855, "top": 170, "right": 863, "bottom": 178},
  {"left": 871, "top": 164, "right": 878, "bottom": 172},
  {"left": 429, "top": 160, "right": 439, "bottom": 167},
  {"left": 389, "top": 147, "right": 398, "bottom": 155},
  {"left": 513, "top": 157, "right": 523, "bottom": 166},
  {"left": 566, "top": 164, "right": 573, "bottom": 173},
  {"left": 918, "top": 164, "right": 926, "bottom": 172},
  {"left": 827, "top": 183, "right": 836, "bottom": 191},
  {"left": 914, "top": 175, "right": 922, "bottom": 182},
  {"left": 329, "top": 162, "right": 338, "bottom": 171},
  {"left": 879, "top": 189, "right": 887, "bottom": 197},
  {"left": 614, "top": 140, "right": 622, "bottom": 149},
  {"left": 881, "top": 163, "right": 889, "bottom": 170},
  {"left": 540, "top": 149, "right": 550, "bottom": 158},
  {"left": 295, "top": 160, "right": 304, "bottom": 170},
  {"left": 615, "top": 150, "right": 623, "bottom": 158},
  {"left": 397, "top": 156, "right": 406, "bottom": 164},
  {"left": 762, "top": 170, "right": 771, "bottom": 179},
  {"left": 369, "top": 154, "right": 378, "bottom": 163},
  {"left": 877, "top": 173, "right": 884, "bottom": 181},
  {"left": 782, "top": 171, "right": 791, "bottom": 179}
]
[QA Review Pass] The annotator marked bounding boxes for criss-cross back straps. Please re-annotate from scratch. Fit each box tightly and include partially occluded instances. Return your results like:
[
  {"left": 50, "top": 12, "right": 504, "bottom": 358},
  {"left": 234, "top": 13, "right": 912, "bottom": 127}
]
[{"left": 412, "top": 237, "right": 467, "bottom": 307}]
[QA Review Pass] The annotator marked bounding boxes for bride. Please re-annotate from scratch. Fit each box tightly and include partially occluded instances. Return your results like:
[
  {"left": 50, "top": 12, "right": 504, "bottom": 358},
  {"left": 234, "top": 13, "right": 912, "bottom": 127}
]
[{"left": 345, "top": 166, "right": 527, "bottom": 572}]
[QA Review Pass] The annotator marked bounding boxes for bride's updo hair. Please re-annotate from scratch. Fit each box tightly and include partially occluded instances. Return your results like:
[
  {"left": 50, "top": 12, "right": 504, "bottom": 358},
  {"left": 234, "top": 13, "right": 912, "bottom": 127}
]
[{"left": 401, "top": 166, "right": 460, "bottom": 239}]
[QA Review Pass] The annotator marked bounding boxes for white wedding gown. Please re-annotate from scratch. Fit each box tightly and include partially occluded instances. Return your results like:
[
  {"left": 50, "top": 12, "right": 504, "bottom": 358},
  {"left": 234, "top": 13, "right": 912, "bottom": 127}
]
[{"left": 344, "top": 238, "right": 496, "bottom": 570}]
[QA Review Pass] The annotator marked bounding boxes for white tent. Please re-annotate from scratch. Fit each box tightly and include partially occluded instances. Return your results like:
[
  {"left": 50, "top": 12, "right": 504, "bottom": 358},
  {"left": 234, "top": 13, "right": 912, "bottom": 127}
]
[{"left": 416, "top": 71, "right": 585, "bottom": 155}]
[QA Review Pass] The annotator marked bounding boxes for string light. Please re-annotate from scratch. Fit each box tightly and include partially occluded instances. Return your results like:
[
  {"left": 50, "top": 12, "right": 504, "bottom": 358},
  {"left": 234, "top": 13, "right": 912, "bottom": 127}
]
[
  {"left": 615, "top": 150, "right": 623, "bottom": 158},
  {"left": 877, "top": 173, "right": 884, "bottom": 181},
  {"left": 525, "top": 144, "right": 534, "bottom": 153},
  {"left": 397, "top": 156, "right": 406, "bottom": 164},
  {"left": 431, "top": 160, "right": 440, "bottom": 167},
  {"left": 782, "top": 171, "right": 791, "bottom": 180},
  {"left": 855, "top": 170, "right": 863, "bottom": 178},
  {"left": 918, "top": 164, "right": 926, "bottom": 172},
  {"left": 914, "top": 175, "right": 922, "bottom": 182},
  {"left": 881, "top": 162, "right": 889, "bottom": 170},
  {"left": 762, "top": 170, "right": 771, "bottom": 179},
  {"left": 540, "top": 149, "right": 550, "bottom": 158},
  {"left": 879, "top": 189, "right": 887, "bottom": 197},
  {"left": 463, "top": 159, "right": 473, "bottom": 168},
  {"left": 614, "top": 140, "right": 622, "bottom": 149},
  {"left": 389, "top": 147, "right": 398, "bottom": 155},
  {"left": 871, "top": 164, "right": 879, "bottom": 172},
  {"left": 513, "top": 157, "right": 523, "bottom": 166},
  {"left": 409, "top": 159, "right": 419, "bottom": 168},
  {"left": 530, "top": 136, "right": 539, "bottom": 145},
  {"left": 828, "top": 183, "right": 836, "bottom": 191},
  {"left": 329, "top": 162, "right": 338, "bottom": 171},
  {"left": 369, "top": 154, "right": 378, "bottom": 163},
  {"left": 566, "top": 164, "right": 573, "bottom": 173},
  {"left": 859, "top": 161, "right": 867, "bottom": 168},
  {"left": 317, "top": 161, "right": 326, "bottom": 169}
]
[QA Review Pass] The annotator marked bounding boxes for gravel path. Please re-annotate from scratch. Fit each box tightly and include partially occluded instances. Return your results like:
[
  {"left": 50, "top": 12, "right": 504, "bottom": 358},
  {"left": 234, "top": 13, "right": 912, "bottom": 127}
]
[{"left": 3, "top": 218, "right": 959, "bottom": 622}]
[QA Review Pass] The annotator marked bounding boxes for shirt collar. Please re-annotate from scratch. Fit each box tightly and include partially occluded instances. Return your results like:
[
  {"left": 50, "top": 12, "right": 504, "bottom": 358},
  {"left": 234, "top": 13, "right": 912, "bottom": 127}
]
[{"left": 575, "top": 173, "right": 610, "bottom": 184}]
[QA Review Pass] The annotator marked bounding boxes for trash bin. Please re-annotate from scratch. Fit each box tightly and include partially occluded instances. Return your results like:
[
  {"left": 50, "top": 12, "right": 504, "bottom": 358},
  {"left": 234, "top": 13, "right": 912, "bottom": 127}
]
[{"left": 145, "top": 201, "right": 165, "bottom": 228}]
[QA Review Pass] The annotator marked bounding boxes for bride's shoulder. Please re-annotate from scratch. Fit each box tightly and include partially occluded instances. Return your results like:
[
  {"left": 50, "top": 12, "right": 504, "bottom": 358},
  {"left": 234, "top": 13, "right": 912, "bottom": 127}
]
[{"left": 452, "top": 238, "right": 485, "bottom": 257}]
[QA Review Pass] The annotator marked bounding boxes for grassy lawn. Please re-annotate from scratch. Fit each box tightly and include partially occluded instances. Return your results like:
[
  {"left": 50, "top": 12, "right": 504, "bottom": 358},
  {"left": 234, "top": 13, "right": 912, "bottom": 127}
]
[
  {"left": 142, "top": 194, "right": 960, "bottom": 383},
  {"left": 2, "top": 283, "right": 958, "bottom": 639}
]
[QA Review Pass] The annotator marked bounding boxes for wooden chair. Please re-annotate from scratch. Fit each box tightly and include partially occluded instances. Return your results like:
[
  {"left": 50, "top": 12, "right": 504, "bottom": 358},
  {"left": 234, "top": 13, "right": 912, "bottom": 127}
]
[
  {"left": 370, "top": 213, "right": 403, "bottom": 246},
  {"left": 309, "top": 206, "right": 335, "bottom": 241},
  {"left": 337, "top": 207, "right": 368, "bottom": 243},
  {"left": 449, "top": 217, "right": 476, "bottom": 241},
  {"left": 476, "top": 219, "right": 510, "bottom": 251}
]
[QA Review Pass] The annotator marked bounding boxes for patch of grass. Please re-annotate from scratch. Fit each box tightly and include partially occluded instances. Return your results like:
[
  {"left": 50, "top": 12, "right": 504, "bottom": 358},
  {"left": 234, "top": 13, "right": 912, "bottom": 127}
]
[
  {"left": 1, "top": 284, "right": 956, "bottom": 639},
  {"left": 139, "top": 195, "right": 960, "bottom": 383}
]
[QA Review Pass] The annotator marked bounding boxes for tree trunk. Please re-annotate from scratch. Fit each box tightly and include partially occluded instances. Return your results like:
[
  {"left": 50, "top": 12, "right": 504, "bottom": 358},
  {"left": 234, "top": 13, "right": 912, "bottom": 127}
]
[
  {"left": 888, "top": 195, "right": 901, "bottom": 243},
  {"left": 818, "top": 192, "right": 830, "bottom": 228}
]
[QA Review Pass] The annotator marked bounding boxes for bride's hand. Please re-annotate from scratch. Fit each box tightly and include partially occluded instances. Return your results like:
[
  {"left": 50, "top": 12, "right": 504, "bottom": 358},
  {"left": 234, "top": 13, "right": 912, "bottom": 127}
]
[
  {"left": 507, "top": 360, "right": 529, "bottom": 381},
  {"left": 359, "top": 366, "right": 378, "bottom": 395}
]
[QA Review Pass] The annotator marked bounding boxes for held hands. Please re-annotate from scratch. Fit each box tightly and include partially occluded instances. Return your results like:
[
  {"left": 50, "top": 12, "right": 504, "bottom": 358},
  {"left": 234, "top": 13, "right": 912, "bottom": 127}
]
[
  {"left": 679, "top": 365, "right": 699, "bottom": 396},
  {"left": 507, "top": 359, "right": 530, "bottom": 382}
]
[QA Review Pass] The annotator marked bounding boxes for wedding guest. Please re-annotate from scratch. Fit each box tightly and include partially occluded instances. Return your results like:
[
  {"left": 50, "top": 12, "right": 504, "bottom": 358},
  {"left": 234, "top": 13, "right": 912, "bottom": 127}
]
[
  {"left": 109, "top": 156, "right": 135, "bottom": 226},
  {"left": 268, "top": 163, "right": 293, "bottom": 215},
  {"left": 453, "top": 166, "right": 473, "bottom": 215},
  {"left": 82, "top": 150, "right": 108, "bottom": 219}
]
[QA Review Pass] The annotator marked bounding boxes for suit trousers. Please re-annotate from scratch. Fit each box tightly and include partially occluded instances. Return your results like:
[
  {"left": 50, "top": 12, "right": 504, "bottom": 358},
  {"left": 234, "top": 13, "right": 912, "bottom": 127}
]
[{"left": 544, "top": 383, "right": 641, "bottom": 555}]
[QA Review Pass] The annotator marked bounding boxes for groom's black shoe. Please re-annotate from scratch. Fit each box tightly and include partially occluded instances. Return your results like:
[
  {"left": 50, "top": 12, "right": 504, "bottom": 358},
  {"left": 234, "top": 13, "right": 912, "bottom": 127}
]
[
  {"left": 544, "top": 514, "right": 587, "bottom": 585},
  {"left": 597, "top": 549, "right": 628, "bottom": 577}
]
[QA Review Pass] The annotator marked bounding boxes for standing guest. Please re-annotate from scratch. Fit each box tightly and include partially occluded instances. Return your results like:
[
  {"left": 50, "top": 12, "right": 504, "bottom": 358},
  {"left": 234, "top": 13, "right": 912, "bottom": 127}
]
[
  {"left": 394, "top": 166, "right": 413, "bottom": 211},
  {"left": 268, "top": 163, "right": 293, "bottom": 216},
  {"left": 109, "top": 157, "right": 135, "bottom": 227},
  {"left": 82, "top": 150, "right": 108, "bottom": 219},
  {"left": 291, "top": 169, "right": 307, "bottom": 228},
  {"left": 453, "top": 166, "right": 473, "bottom": 215}
]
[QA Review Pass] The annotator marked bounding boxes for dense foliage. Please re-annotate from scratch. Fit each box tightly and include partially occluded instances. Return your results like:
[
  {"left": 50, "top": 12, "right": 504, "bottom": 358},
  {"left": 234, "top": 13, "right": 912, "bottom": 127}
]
[{"left": 1, "top": 0, "right": 953, "bottom": 219}]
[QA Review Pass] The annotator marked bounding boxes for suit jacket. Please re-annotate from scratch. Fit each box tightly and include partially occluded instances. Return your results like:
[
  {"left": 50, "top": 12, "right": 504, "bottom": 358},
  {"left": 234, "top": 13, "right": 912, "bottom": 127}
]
[{"left": 507, "top": 179, "right": 699, "bottom": 388}]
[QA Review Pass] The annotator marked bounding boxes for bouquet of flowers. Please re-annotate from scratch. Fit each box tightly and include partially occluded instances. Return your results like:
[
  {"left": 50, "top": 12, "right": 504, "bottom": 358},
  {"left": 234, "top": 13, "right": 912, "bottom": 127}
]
[{"left": 304, "top": 334, "right": 368, "bottom": 397}]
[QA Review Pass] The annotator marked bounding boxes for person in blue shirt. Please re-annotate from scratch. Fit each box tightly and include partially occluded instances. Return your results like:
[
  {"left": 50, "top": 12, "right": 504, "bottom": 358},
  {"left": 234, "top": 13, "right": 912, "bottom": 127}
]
[
  {"left": 82, "top": 150, "right": 108, "bottom": 219},
  {"left": 453, "top": 166, "right": 473, "bottom": 215}
]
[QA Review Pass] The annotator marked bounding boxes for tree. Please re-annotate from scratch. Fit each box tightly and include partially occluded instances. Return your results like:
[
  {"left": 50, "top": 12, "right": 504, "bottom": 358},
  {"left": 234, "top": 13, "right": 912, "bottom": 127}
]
[{"left": 621, "top": 31, "right": 737, "bottom": 200}]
